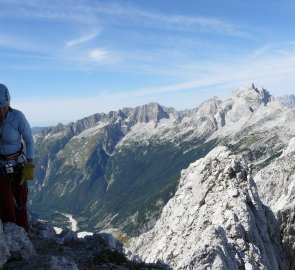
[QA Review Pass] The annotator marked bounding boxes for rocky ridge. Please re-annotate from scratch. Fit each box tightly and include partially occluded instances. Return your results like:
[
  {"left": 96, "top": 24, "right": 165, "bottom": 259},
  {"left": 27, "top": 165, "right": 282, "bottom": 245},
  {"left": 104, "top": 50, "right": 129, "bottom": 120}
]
[
  {"left": 127, "top": 146, "right": 287, "bottom": 269},
  {"left": 254, "top": 138, "right": 295, "bottom": 264},
  {"left": 0, "top": 219, "right": 164, "bottom": 270}
]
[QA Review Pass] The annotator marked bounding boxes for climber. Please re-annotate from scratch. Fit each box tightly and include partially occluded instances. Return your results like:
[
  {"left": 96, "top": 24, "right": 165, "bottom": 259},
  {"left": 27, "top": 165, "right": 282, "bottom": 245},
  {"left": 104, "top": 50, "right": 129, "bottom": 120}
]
[{"left": 0, "top": 83, "right": 34, "bottom": 233}]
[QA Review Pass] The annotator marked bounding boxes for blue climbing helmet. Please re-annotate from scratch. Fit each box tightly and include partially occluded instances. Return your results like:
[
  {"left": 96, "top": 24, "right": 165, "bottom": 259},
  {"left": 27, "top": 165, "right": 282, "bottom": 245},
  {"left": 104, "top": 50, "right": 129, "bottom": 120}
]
[{"left": 0, "top": 84, "right": 10, "bottom": 107}]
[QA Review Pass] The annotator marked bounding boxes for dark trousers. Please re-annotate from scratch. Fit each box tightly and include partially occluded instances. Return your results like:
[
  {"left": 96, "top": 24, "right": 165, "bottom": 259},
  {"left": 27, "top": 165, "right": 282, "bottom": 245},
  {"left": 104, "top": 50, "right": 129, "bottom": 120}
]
[{"left": 0, "top": 169, "right": 29, "bottom": 233}]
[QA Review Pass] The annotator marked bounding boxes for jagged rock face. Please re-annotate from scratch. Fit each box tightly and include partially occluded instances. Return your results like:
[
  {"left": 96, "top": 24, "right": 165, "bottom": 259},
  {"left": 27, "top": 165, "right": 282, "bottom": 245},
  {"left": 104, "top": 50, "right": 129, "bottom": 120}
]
[
  {"left": 215, "top": 100, "right": 294, "bottom": 175},
  {"left": 30, "top": 84, "right": 295, "bottom": 237},
  {"left": 122, "top": 102, "right": 170, "bottom": 125},
  {"left": 225, "top": 84, "right": 271, "bottom": 123},
  {"left": 209, "top": 84, "right": 282, "bottom": 139},
  {"left": 127, "top": 147, "right": 286, "bottom": 269},
  {"left": 1, "top": 219, "right": 161, "bottom": 270},
  {"left": 231, "top": 83, "right": 272, "bottom": 106},
  {"left": 213, "top": 84, "right": 272, "bottom": 127},
  {"left": 276, "top": 208, "right": 295, "bottom": 266},
  {"left": 0, "top": 221, "right": 37, "bottom": 268},
  {"left": 254, "top": 138, "right": 295, "bottom": 265},
  {"left": 254, "top": 138, "right": 295, "bottom": 212}
]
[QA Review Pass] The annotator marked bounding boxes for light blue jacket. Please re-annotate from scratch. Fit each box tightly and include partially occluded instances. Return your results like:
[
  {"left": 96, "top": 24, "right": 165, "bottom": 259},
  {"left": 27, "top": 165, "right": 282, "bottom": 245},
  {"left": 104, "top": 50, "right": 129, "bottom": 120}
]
[{"left": 0, "top": 108, "right": 34, "bottom": 161}]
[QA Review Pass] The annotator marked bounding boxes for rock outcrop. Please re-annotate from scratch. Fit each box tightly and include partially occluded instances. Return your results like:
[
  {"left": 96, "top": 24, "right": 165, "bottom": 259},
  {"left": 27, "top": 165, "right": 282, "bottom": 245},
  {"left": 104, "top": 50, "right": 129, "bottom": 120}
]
[
  {"left": 127, "top": 146, "right": 286, "bottom": 269},
  {"left": 255, "top": 137, "right": 295, "bottom": 267},
  {"left": 0, "top": 219, "right": 163, "bottom": 270}
]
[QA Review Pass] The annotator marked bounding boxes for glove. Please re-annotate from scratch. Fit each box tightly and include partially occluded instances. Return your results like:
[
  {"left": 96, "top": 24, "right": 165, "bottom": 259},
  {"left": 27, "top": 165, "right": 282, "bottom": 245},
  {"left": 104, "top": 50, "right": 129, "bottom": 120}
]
[{"left": 20, "top": 162, "right": 35, "bottom": 185}]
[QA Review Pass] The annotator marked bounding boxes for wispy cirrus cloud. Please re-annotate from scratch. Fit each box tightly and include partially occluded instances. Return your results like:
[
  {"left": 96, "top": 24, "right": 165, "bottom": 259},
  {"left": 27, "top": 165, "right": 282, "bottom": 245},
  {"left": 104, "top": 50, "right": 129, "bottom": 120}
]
[
  {"left": 0, "top": 0, "right": 253, "bottom": 70},
  {"left": 66, "top": 31, "right": 100, "bottom": 48},
  {"left": 91, "top": 44, "right": 295, "bottom": 99},
  {"left": 0, "top": 0, "right": 97, "bottom": 23},
  {"left": 139, "top": 13, "right": 248, "bottom": 37},
  {"left": 0, "top": 0, "right": 250, "bottom": 37},
  {"left": 89, "top": 2, "right": 250, "bottom": 37},
  {"left": 0, "top": 0, "right": 287, "bottom": 86}
]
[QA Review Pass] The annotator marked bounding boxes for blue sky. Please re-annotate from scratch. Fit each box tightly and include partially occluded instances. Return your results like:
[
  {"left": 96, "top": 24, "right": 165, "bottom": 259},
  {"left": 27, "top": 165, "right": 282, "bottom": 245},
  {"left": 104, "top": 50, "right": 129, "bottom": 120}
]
[{"left": 0, "top": 0, "right": 295, "bottom": 126}]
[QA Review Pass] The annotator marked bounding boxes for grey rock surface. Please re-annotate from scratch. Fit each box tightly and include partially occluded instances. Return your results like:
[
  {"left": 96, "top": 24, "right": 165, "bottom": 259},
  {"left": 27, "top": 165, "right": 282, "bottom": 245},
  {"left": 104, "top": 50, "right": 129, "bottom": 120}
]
[
  {"left": 0, "top": 220, "right": 10, "bottom": 268},
  {"left": 127, "top": 146, "right": 286, "bottom": 269},
  {"left": 254, "top": 137, "right": 295, "bottom": 267},
  {"left": 3, "top": 222, "right": 36, "bottom": 260},
  {"left": 2, "top": 219, "right": 163, "bottom": 270}
]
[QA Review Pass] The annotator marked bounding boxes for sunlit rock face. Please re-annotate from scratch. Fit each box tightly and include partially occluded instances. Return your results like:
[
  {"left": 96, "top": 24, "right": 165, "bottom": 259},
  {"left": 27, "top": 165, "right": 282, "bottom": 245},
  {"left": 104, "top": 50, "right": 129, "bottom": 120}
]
[
  {"left": 127, "top": 147, "right": 286, "bottom": 269},
  {"left": 255, "top": 138, "right": 295, "bottom": 266}
]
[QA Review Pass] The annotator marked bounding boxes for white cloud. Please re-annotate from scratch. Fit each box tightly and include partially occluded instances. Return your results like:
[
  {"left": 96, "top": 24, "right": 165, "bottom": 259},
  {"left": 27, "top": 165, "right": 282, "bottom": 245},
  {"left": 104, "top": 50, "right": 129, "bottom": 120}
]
[
  {"left": 66, "top": 31, "right": 100, "bottom": 48},
  {"left": 88, "top": 49, "right": 108, "bottom": 61}
]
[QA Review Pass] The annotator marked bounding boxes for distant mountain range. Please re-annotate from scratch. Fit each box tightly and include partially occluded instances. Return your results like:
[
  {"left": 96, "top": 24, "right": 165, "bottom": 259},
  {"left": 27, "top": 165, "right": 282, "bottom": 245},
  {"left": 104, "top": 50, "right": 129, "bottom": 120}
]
[
  {"left": 30, "top": 84, "right": 295, "bottom": 239},
  {"left": 28, "top": 83, "right": 295, "bottom": 268},
  {"left": 31, "top": 101, "right": 216, "bottom": 236},
  {"left": 277, "top": 94, "right": 295, "bottom": 108}
]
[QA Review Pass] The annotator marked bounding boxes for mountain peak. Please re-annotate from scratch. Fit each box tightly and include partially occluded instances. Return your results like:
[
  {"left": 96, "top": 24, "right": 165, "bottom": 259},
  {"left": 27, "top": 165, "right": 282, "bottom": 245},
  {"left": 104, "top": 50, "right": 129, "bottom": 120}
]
[
  {"left": 122, "top": 102, "right": 171, "bottom": 125},
  {"left": 231, "top": 83, "right": 272, "bottom": 106}
]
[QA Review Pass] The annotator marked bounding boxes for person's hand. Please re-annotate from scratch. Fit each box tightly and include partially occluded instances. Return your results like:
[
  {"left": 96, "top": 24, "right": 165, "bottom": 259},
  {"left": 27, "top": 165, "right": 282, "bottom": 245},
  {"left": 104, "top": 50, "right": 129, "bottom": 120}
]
[{"left": 20, "top": 162, "right": 35, "bottom": 185}]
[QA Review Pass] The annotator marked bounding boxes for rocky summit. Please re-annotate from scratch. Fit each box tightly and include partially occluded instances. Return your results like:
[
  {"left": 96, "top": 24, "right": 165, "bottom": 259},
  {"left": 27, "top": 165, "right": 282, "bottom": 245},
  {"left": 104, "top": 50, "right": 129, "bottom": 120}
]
[{"left": 126, "top": 146, "right": 286, "bottom": 269}]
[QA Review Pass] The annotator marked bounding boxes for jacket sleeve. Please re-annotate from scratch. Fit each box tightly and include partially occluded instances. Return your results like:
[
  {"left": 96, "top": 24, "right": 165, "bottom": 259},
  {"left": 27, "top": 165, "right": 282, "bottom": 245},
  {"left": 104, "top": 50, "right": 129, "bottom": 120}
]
[{"left": 18, "top": 111, "right": 34, "bottom": 160}]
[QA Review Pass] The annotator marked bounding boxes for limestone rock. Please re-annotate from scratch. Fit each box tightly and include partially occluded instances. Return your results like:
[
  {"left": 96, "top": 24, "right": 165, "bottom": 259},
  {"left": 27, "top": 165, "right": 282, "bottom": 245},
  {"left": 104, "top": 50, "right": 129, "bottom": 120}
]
[
  {"left": 3, "top": 222, "right": 36, "bottom": 260},
  {"left": 255, "top": 137, "right": 295, "bottom": 266},
  {"left": 127, "top": 146, "right": 285, "bottom": 269},
  {"left": 1, "top": 218, "right": 151, "bottom": 269}
]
